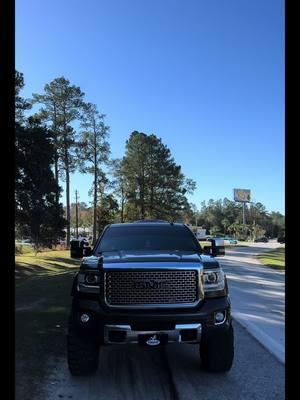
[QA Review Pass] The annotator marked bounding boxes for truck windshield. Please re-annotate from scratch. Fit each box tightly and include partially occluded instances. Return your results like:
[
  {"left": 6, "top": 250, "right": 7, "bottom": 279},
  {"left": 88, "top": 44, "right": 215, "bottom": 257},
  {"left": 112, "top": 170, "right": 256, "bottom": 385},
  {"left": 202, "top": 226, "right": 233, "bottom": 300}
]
[{"left": 96, "top": 225, "right": 201, "bottom": 253}]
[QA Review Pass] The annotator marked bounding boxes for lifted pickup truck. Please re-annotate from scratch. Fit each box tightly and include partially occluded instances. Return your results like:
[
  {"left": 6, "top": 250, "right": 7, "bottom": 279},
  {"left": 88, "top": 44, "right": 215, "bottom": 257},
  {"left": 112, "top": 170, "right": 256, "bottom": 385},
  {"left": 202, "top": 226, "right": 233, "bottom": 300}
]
[{"left": 67, "top": 221, "right": 234, "bottom": 375}]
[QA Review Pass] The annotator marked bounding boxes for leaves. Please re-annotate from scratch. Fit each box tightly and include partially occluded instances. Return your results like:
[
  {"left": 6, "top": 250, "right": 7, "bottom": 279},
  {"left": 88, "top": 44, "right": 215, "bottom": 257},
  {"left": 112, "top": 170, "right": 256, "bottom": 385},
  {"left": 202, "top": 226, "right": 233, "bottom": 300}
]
[
  {"left": 15, "top": 121, "right": 66, "bottom": 247},
  {"left": 189, "top": 198, "right": 284, "bottom": 239},
  {"left": 120, "top": 131, "right": 196, "bottom": 220},
  {"left": 15, "top": 71, "right": 32, "bottom": 123},
  {"left": 32, "top": 76, "right": 86, "bottom": 244}
]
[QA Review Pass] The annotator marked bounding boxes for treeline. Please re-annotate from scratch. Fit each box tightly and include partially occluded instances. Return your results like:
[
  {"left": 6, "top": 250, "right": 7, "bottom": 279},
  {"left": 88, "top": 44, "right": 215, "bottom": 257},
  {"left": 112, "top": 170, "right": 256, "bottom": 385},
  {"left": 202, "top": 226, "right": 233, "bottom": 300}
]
[
  {"left": 189, "top": 199, "right": 285, "bottom": 240},
  {"left": 15, "top": 71, "right": 284, "bottom": 247},
  {"left": 15, "top": 71, "right": 196, "bottom": 247},
  {"left": 70, "top": 198, "right": 285, "bottom": 241}
]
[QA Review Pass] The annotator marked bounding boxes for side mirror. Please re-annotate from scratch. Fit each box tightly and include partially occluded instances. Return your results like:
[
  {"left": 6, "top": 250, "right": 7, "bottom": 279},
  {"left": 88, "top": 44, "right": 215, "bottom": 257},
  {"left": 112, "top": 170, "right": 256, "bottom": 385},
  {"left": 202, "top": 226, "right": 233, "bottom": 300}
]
[
  {"left": 212, "top": 246, "right": 225, "bottom": 257},
  {"left": 83, "top": 246, "right": 92, "bottom": 256},
  {"left": 211, "top": 239, "right": 225, "bottom": 257},
  {"left": 70, "top": 239, "right": 91, "bottom": 259},
  {"left": 203, "top": 246, "right": 212, "bottom": 255},
  {"left": 202, "top": 239, "right": 225, "bottom": 257},
  {"left": 70, "top": 247, "right": 83, "bottom": 259}
]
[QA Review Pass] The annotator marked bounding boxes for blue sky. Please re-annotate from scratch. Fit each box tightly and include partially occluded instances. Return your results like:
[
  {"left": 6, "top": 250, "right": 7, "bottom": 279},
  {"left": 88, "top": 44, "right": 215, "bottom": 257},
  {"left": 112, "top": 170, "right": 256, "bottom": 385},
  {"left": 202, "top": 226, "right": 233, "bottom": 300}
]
[{"left": 16, "top": 0, "right": 285, "bottom": 214}]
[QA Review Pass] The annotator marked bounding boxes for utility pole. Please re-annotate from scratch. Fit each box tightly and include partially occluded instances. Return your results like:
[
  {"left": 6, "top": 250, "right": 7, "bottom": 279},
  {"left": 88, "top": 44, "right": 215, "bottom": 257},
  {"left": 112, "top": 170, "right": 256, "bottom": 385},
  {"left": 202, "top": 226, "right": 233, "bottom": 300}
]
[
  {"left": 242, "top": 203, "right": 246, "bottom": 225},
  {"left": 75, "top": 190, "right": 79, "bottom": 239}
]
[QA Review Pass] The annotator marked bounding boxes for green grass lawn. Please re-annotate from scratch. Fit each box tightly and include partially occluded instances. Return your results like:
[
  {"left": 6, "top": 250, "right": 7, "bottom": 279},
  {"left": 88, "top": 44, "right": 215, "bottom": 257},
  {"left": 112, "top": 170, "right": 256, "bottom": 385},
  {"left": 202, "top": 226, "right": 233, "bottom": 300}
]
[
  {"left": 257, "top": 247, "right": 285, "bottom": 270},
  {"left": 15, "top": 250, "right": 80, "bottom": 399}
]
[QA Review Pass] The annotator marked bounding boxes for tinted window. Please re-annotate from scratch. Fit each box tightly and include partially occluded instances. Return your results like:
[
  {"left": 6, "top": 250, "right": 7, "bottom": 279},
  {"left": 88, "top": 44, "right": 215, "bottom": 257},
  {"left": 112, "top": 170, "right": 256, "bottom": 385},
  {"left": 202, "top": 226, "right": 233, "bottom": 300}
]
[{"left": 96, "top": 225, "right": 200, "bottom": 252}]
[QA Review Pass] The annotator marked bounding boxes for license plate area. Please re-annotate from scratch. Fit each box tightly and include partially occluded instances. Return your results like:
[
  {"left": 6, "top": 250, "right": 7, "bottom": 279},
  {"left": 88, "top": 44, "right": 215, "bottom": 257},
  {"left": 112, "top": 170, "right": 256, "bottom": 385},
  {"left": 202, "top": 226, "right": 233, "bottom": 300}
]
[{"left": 138, "top": 333, "right": 169, "bottom": 346}]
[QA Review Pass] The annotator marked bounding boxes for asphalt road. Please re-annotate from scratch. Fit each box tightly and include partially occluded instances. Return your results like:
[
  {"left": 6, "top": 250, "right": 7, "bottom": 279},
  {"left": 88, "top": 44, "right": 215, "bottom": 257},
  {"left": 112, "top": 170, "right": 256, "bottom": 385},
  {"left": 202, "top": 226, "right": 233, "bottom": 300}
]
[
  {"left": 219, "top": 242, "right": 285, "bottom": 364},
  {"left": 42, "top": 320, "right": 284, "bottom": 400},
  {"left": 39, "top": 242, "right": 285, "bottom": 400}
]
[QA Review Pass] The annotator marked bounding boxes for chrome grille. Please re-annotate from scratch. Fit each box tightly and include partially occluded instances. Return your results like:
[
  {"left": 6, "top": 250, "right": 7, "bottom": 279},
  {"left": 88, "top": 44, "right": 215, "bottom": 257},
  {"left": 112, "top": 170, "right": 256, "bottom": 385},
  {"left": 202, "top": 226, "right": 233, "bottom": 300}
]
[{"left": 104, "top": 269, "right": 200, "bottom": 308}]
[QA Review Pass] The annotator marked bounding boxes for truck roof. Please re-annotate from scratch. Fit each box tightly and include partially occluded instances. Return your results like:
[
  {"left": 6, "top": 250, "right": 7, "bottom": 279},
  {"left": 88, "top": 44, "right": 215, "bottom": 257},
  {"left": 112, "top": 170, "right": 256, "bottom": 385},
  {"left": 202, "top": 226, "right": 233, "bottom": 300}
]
[{"left": 108, "top": 221, "right": 184, "bottom": 228}]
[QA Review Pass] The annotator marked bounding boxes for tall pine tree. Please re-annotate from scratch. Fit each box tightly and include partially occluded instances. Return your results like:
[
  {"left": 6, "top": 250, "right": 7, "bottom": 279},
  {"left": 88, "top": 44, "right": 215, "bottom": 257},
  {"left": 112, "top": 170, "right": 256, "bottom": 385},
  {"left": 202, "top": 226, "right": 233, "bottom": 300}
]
[
  {"left": 76, "top": 102, "right": 110, "bottom": 244},
  {"left": 122, "top": 131, "right": 196, "bottom": 221},
  {"left": 32, "top": 77, "right": 85, "bottom": 247}
]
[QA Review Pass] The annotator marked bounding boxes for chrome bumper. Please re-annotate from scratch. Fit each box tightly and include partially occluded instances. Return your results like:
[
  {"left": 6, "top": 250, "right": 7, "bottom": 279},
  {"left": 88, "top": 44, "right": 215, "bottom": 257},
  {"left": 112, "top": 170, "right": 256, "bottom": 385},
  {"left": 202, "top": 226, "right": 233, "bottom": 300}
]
[{"left": 104, "top": 323, "right": 202, "bottom": 345}]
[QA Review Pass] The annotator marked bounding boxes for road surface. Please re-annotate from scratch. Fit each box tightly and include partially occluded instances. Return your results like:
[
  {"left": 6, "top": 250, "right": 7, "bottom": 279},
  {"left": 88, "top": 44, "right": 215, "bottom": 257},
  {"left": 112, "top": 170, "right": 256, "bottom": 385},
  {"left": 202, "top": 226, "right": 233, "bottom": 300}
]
[
  {"left": 220, "top": 242, "right": 285, "bottom": 364},
  {"left": 42, "top": 319, "right": 284, "bottom": 400}
]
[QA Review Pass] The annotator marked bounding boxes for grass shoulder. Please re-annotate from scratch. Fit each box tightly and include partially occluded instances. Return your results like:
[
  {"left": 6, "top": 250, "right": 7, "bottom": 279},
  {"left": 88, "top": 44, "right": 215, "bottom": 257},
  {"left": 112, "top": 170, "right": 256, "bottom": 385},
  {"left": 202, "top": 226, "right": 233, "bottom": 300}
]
[
  {"left": 257, "top": 247, "right": 285, "bottom": 270},
  {"left": 15, "top": 250, "right": 80, "bottom": 399}
]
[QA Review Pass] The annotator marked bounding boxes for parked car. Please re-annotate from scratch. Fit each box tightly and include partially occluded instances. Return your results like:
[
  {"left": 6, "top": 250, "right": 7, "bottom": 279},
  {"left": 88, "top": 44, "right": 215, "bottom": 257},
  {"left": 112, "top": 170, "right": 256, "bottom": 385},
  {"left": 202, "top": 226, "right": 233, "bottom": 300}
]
[
  {"left": 67, "top": 220, "right": 233, "bottom": 375},
  {"left": 254, "top": 237, "right": 269, "bottom": 243},
  {"left": 15, "top": 239, "right": 32, "bottom": 246},
  {"left": 222, "top": 237, "right": 238, "bottom": 245}
]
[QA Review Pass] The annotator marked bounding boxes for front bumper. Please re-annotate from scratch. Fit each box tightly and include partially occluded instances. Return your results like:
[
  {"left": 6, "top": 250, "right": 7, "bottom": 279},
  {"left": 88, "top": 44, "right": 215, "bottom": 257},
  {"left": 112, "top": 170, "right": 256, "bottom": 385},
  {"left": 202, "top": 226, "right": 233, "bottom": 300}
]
[
  {"left": 69, "top": 296, "right": 231, "bottom": 344},
  {"left": 104, "top": 323, "right": 202, "bottom": 344}
]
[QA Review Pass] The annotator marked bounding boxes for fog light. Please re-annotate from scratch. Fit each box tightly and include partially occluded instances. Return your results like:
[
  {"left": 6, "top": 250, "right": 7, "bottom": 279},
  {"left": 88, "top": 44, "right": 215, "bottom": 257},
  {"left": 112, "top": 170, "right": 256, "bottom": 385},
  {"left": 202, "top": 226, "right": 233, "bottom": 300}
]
[
  {"left": 215, "top": 311, "right": 225, "bottom": 324},
  {"left": 80, "top": 313, "right": 90, "bottom": 323}
]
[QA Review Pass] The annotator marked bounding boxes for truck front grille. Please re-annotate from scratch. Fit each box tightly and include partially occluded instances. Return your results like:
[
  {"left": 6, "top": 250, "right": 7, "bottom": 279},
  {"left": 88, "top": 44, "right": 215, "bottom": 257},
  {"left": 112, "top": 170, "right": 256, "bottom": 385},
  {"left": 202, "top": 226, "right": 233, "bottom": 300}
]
[{"left": 104, "top": 269, "right": 200, "bottom": 308}]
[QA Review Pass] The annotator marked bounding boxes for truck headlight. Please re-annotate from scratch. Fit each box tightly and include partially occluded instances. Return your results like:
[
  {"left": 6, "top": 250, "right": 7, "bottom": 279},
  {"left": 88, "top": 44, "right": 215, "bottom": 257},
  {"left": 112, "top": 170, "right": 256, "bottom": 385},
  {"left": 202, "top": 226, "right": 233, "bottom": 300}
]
[
  {"left": 85, "top": 274, "right": 99, "bottom": 284},
  {"left": 203, "top": 269, "right": 225, "bottom": 296},
  {"left": 77, "top": 271, "right": 100, "bottom": 293}
]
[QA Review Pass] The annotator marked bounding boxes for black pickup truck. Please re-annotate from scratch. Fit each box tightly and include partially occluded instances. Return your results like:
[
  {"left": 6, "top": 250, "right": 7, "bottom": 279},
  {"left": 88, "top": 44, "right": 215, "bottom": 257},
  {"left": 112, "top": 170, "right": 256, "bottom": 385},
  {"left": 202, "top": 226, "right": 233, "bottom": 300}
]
[{"left": 67, "top": 221, "right": 234, "bottom": 375}]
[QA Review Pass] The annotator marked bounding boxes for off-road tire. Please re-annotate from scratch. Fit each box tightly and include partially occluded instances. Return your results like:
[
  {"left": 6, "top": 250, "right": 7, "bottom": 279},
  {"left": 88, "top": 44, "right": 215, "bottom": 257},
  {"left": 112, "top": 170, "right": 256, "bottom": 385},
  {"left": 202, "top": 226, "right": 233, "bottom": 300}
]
[
  {"left": 67, "top": 329, "right": 99, "bottom": 376},
  {"left": 200, "top": 324, "right": 234, "bottom": 372}
]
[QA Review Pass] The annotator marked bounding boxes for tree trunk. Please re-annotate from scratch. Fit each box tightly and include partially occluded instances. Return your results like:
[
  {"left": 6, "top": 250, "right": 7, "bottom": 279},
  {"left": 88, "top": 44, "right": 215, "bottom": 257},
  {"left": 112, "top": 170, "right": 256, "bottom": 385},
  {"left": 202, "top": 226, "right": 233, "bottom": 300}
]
[
  {"left": 149, "top": 144, "right": 154, "bottom": 219},
  {"left": 140, "top": 189, "right": 145, "bottom": 219},
  {"left": 121, "top": 184, "right": 124, "bottom": 223},
  {"left": 140, "top": 166, "right": 145, "bottom": 219},
  {"left": 93, "top": 167, "right": 97, "bottom": 245},
  {"left": 54, "top": 149, "right": 59, "bottom": 205},
  {"left": 65, "top": 150, "right": 70, "bottom": 249},
  {"left": 93, "top": 127, "right": 98, "bottom": 245},
  {"left": 53, "top": 108, "right": 60, "bottom": 205}
]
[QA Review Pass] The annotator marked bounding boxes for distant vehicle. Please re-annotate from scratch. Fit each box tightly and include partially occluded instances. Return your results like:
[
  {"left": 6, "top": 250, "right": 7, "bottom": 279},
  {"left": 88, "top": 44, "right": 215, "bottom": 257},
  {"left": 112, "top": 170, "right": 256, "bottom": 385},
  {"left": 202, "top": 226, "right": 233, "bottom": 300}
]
[
  {"left": 254, "top": 237, "right": 269, "bottom": 243},
  {"left": 277, "top": 236, "right": 285, "bottom": 244},
  {"left": 15, "top": 239, "right": 32, "bottom": 246},
  {"left": 223, "top": 237, "right": 238, "bottom": 245}
]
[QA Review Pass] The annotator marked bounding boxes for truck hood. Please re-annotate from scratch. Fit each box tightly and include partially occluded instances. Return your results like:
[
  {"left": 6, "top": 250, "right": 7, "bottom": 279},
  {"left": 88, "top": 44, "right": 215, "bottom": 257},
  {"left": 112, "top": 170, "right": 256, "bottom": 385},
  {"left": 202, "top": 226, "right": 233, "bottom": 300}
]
[{"left": 81, "top": 251, "right": 220, "bottom": 269}]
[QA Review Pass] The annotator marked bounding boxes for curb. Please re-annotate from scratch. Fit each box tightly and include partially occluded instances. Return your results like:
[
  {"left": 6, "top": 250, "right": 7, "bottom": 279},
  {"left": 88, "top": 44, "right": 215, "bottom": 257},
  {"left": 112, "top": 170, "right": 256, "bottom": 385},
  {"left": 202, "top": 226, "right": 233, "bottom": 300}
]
[{"left": 233, "top": 313, "right": 285, "bottom": 365}]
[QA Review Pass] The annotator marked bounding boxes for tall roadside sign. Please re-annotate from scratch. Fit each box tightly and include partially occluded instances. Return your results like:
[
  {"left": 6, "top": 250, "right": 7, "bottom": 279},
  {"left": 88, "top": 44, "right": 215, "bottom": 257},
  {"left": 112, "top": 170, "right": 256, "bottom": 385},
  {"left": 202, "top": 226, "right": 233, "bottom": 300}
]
[{"left": 233, "top": 189, "right": 251, "bottom": 224}]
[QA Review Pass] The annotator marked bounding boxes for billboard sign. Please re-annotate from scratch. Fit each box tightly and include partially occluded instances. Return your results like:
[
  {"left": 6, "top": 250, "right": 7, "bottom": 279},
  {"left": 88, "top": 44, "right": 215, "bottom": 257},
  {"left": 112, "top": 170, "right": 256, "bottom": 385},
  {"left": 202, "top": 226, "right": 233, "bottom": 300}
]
[{"left": 234, "top": 189, "right": 251, "bottom": 202}]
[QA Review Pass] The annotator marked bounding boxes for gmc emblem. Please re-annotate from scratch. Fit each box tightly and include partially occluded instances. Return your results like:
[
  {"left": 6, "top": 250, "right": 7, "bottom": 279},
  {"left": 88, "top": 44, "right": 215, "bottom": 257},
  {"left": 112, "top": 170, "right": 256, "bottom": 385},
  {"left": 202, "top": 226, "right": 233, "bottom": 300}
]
[{"left": 132, "top": 280, "right": 171, "bottom": 290}]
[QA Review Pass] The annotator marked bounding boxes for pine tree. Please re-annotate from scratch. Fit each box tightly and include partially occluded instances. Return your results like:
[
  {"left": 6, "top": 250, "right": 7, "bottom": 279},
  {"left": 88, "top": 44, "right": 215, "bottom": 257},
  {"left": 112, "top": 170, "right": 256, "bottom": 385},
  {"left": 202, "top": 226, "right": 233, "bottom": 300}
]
[
  {"left": 76, "top": 102, "right": 110, "bottom": 244},
  {"left": 32, "top": 77, "right": 85, "bottom": 247},
  {"left": 122, "top": 131, "right": 196, "bottom": 221},
  {"left": 15, "top": 118, "right": 66, "bottom": 249}
]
